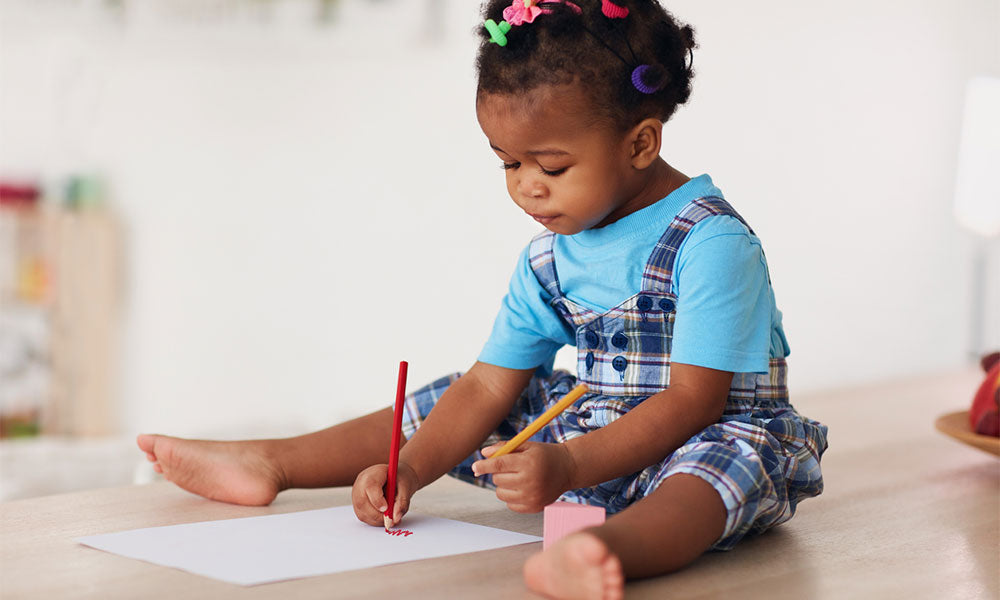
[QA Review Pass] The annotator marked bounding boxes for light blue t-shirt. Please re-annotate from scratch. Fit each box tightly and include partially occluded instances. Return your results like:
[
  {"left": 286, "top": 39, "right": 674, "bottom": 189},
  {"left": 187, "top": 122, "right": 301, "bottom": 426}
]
[{"left": 478, "top": 174, "right": 790, "bottom": 376}]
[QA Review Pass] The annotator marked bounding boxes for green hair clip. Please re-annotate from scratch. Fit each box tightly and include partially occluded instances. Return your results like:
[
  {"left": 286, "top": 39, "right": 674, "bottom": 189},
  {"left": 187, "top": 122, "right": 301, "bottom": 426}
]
[{"left": 484, "top": 19, "right": 512, "bottom": 47}]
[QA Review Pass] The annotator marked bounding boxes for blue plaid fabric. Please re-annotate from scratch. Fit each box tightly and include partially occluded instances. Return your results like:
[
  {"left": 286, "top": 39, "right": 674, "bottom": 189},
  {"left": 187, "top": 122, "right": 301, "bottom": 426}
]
[{"left": 401, "top": 197, "right": 828, "bottom": 550}]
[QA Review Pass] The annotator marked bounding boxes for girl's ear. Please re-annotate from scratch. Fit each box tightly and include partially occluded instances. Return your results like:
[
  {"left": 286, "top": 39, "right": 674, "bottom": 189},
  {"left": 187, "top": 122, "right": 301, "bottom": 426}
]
[{"left": 627, "top": 118, "right": 664, "bottom": 170}]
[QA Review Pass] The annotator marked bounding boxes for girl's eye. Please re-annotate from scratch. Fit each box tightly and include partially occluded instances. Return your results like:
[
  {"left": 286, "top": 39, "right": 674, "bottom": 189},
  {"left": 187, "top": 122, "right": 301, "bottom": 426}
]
[
  {"left": 501, "top": 162, "right": 520, "bottom": 170},
  {"left": 540, "top": 166, "right": 568, "bottom": 177}
]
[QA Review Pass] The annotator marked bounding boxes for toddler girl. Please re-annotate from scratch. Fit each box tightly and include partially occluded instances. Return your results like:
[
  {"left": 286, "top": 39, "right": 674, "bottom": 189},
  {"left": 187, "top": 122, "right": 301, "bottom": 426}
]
[{"left": 138, "top": 2, "right": 828, "bottom": 598}]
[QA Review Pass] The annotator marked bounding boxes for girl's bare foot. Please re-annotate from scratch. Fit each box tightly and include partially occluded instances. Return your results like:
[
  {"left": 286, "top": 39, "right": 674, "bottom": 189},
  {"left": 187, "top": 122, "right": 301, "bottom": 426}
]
[
  {"left": 136, "top": 434, "right": 285, "bottom": 506},
  {"left": 523, "top": 531, "right": 624, "bottom": 600}
]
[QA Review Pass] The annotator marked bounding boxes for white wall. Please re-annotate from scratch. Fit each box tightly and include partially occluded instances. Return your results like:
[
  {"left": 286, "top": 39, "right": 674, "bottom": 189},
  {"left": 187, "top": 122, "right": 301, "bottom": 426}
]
[{"left": 2, "top": 0, "right": 998, "bottom": 438}]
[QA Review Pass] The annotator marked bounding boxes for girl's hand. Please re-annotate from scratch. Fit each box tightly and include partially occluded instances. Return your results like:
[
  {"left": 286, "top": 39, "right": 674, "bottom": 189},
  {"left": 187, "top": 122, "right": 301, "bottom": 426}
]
[
  {"left": 471, "top": 442, "right": 576, "bottom": 513},
  {"left": 351, "top": 461, "right": 419, "bottom": 527}
]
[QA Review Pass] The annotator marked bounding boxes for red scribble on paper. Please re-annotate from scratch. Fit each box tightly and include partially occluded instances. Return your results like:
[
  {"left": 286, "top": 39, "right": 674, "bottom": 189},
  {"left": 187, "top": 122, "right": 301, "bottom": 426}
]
[{"left": 384, "top": 528, "right": 414, "bottom": 537}]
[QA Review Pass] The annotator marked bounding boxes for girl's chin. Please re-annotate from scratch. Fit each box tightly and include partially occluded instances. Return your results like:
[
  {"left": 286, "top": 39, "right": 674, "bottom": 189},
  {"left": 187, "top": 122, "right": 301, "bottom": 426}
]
[{"left": 544, "top": 223, "right": 585, "bottom": 235}]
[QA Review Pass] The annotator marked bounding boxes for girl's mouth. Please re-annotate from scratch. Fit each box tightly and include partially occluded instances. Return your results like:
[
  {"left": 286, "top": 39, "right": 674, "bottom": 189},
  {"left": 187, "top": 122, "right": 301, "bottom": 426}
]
[{"left": 530, "top": 213, "right": 557, "bottom": 225}]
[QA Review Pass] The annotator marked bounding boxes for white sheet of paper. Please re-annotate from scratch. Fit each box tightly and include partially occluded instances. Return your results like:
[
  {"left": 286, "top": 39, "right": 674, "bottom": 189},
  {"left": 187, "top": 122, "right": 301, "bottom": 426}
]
[{"left": 77, "top": 506, "right": 540, "bottom": 585}]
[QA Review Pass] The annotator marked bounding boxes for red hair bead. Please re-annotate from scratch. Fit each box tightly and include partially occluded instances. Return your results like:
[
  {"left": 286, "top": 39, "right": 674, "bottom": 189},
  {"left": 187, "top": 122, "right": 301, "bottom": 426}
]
[{"left": 601, "top": 0, "right": 629, "bottom": 19}]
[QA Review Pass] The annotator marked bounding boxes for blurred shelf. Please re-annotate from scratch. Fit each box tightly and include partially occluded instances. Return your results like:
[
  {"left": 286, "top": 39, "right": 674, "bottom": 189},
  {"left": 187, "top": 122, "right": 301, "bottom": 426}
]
[{"left": 1, "top": 202, "right": 121, "bottom": 439}]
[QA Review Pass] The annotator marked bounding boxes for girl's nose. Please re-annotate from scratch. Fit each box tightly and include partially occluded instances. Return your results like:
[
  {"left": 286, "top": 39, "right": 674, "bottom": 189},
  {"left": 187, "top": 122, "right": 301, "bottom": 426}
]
[{"left": 518, "top": 177, "right": 547, "bottom": 200}]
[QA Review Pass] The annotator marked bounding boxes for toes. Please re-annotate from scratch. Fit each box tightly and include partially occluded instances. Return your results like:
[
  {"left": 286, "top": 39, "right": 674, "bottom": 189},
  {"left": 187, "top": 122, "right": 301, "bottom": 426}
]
[
  {"left": 523, "top": 533, "right": 624, "bottom": 600},
  {"left": 522, "top": 552, "right": 544, "bottom": 587},
  {"left": 603, "top": 555, "right": 625, "bottom": 600},
  {"left": 136, "top": 433, "right": 157, "bottom": 453}
]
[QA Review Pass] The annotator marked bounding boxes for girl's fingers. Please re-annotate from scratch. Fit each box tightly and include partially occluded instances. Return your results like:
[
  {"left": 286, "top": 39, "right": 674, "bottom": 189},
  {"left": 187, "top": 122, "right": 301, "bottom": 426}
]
[
  {"left": 494, "top": 486, "right": 513, "bottom": 502},
  {"left": 491, "top": 472, "right": 521, "bottom": 489},
  {"left": 352, "top": 467, "right": 394, "bottom": 526},
  {"left": 354, "top": 495, "right": 384, "bottom": 526},
  {"left": 365, "top": 485, "right": 388, "bottom": 513},
  {"left": 387, "top": 462, "right": 419, "bottom": 526},
  {"left": 393, "top": 491, "right": 410, "bottom": 524},
  {"left": 480, "top": 442, "right": 504, "bottom": 457},
  {"left": 473, "top": 450, "right": 523, "bottom": 476}
]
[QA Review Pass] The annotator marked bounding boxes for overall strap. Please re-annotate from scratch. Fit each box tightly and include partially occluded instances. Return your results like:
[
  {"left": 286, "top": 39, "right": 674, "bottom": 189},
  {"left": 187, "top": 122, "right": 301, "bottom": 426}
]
[
  {"left": 642, "top": 197, "right": 753, "bottom": 293},
  {"left": 527, "top": 230, "right": 563, "bottom": 300}
]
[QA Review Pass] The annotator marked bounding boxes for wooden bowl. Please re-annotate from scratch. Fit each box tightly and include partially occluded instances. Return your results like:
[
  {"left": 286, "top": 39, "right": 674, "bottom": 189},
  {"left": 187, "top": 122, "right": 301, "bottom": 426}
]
[{"left": 935, "top": 410, "right": 1000, "bottom": 456}]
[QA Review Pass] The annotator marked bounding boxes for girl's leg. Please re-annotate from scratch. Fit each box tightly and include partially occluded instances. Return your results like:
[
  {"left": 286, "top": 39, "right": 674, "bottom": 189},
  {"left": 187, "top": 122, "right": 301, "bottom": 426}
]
[
  {"left": 137, "top": 406, "right": 397, "bottom": 506},
  {"left": 523, "top": 473, "right": 726, "bottom": 600}
]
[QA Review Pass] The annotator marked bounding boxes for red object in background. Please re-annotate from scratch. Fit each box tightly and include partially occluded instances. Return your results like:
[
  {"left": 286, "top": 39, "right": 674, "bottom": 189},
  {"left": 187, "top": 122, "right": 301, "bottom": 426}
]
[
  {"left": 0, "top": 182, "right": 41, "bottom": 207},
  {"left": 970, "top": 352, "right": 1000, "bottom": 437}
]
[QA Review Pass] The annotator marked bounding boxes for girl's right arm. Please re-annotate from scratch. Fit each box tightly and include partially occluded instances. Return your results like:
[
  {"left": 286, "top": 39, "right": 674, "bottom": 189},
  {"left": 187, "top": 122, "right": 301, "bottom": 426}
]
[{"left": 352, "top": 361, "right": 534, "bottom": 526}]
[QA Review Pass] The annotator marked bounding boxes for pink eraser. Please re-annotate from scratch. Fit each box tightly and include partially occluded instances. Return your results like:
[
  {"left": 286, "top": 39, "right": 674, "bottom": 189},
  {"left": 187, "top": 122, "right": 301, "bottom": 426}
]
[{"left": 543, "top": 501, "right": 606, "bottom": 549}]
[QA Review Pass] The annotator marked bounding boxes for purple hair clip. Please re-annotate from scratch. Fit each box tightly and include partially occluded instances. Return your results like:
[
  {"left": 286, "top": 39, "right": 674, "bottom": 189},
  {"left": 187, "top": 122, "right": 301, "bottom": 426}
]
[
  {"left": 585, "top": 2, "right": 667, "bottom": 95},
  {"left": 631, "top": 64, "right": 667, "bottom": 95}
]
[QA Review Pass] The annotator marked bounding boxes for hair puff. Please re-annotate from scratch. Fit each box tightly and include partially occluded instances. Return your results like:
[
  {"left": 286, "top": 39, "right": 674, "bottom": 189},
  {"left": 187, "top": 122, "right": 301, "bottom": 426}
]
[{"left": 476, "top": 0, "right": 697, "bottom": 130}]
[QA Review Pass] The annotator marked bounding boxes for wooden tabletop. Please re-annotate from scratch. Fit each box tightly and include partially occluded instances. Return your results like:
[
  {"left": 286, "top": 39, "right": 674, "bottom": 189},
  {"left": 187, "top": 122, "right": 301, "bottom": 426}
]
[{"left": 2, "top": 368, "right": 997, "bottom": 599}]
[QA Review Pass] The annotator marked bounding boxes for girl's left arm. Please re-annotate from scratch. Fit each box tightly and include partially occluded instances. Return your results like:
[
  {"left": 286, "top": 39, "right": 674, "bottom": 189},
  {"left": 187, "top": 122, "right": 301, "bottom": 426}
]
[
  {"left": 561, "top": 362, "right": 733, "bottom": 489},
  {"left": 471, "top": 362, "right": 733, "bottom": 512}
]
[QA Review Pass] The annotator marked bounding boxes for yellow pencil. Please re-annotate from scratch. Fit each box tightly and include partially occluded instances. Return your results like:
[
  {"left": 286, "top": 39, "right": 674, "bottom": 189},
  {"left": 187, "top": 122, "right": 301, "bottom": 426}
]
[{"left": 489, "top": 383, "right": 589, "bottom": 458}]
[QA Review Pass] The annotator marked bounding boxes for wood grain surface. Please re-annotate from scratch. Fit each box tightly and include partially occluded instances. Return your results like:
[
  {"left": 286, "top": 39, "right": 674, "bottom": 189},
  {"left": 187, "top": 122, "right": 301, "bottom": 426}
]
[{"left": 2, "top": 368, "right": 997, "bottom": 599}]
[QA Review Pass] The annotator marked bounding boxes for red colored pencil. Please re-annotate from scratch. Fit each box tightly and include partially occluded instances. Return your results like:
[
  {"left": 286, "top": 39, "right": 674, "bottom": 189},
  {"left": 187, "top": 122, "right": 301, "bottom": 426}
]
[{"left": 384, "top": 361, "right": 408, "bottom": 530}]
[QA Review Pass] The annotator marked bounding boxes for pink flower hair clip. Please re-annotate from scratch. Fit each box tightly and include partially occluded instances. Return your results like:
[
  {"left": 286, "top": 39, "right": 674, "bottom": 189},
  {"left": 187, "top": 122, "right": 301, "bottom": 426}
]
[
  {"left": 503, "top": 0, "right": 544, "bottom": 26},
  {"left": 503, "top": 0, "right": 581, "bottom": 27},
  {"left": 485, "top": 0, "right": 582, "bottom": 47}
]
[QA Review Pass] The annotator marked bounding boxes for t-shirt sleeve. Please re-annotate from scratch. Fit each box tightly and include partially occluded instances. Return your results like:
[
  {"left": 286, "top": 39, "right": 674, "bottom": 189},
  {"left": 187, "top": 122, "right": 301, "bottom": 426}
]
[
  {"left": 478, "top": 246, "right": 575, "bottom": 372},
  {"left": 669, "top": 217, "right": 773, "bottom": 374}
]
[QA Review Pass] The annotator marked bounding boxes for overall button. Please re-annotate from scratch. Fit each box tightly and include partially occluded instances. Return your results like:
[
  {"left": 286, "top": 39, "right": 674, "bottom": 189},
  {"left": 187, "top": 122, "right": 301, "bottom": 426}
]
[
  {"left": 636, "top": 296, "right": 653, "bottom": 312},
  {"left": 612, "top": 356, "right": 628, "bottom": 372},
  {"left": 658, "top": 298, "right": 675, "bottom": 312},
  {"left": 585, "top": 330, "right": 600, "bottom": 348},
  {"left": 611, "top": 332, "right": 628, "bottom": 349},
  {"left": 585, "top": 352, "right": 595, "bottom": 371}
]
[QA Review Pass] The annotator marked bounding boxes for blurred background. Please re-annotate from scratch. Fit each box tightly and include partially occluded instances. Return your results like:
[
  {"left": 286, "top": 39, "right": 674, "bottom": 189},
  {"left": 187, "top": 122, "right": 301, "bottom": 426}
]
[{"left": 1, "top": 0, "right": 998, "bottom": 500}]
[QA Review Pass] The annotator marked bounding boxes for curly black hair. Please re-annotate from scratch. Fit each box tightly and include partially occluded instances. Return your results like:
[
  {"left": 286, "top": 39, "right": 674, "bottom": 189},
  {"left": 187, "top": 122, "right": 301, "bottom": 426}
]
[{"left": 476, "top": 0, "right": 696, "bottom": 131}]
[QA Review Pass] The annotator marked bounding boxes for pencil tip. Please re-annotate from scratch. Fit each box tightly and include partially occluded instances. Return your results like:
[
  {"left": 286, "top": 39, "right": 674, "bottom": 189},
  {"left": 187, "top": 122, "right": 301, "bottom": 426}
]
[{"left": 383, "top": 515, "right": 392, "bottom": 530}]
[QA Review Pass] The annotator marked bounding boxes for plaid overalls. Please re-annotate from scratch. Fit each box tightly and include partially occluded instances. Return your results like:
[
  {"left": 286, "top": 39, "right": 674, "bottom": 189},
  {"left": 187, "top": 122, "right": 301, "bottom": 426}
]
[{"left": 401, "top": 197, "right": 828, "bottom": 549}]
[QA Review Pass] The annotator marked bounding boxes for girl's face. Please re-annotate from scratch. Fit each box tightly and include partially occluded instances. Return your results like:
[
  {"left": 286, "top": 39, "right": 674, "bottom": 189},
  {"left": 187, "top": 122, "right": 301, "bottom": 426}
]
[{"left": 476, "top": 84, "right": 644, "bottom": 235}]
